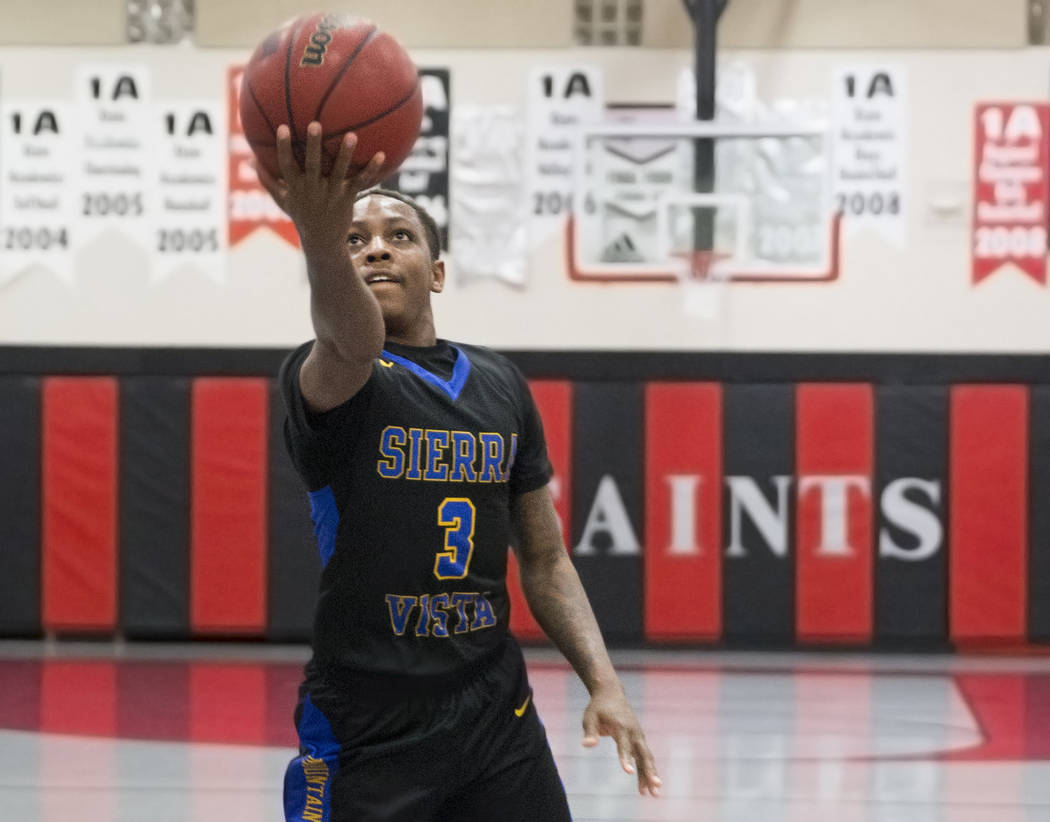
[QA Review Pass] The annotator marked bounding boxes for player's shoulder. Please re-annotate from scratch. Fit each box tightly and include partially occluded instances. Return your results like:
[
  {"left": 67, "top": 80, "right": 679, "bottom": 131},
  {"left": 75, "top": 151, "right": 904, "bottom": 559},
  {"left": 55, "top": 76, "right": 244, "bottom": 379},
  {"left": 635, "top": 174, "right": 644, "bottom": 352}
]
[
  {"left": 281, "top": 339, "right": 314, "bottom": 367},
  {"left": 452, "top": 341, "right": 533, "bottom": 409},
  {"left": 277, "top": 340, "right": 315, "bottom": 390}
]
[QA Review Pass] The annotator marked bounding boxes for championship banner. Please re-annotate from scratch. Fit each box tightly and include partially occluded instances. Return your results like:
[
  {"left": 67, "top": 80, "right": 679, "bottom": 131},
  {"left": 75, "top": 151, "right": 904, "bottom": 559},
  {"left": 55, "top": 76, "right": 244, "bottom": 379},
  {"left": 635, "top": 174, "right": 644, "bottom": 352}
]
[
  {"left": 0, "top": 102, "right": 76, "bottom": 285},
  {"left": 385, "top": 69, "right": 450, "bottom": 250},
  {"left": 152, "top": 101, "right": 226, "bottom": 283},
  {"left": 227, "top": 66, "right": 299, "bottom": 248},
  {"left": 832, "top": 65, "right": 908, "bottom": 248},
  {"left": 972, "top": 102, "right": 1050, "bottom": 285},
  {"left": 73, "top": 65, "right": 153, "bottom": 253},
  {"left": 525, "top": 66, "right": 604, "bottom": 248}
]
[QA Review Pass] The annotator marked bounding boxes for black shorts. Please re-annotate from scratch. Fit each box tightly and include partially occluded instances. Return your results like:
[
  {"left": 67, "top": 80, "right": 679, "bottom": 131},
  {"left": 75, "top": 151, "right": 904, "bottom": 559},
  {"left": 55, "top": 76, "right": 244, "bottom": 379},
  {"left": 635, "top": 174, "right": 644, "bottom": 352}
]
[{"left": 283, "top": 640, "right": 572, "bottom": 822}]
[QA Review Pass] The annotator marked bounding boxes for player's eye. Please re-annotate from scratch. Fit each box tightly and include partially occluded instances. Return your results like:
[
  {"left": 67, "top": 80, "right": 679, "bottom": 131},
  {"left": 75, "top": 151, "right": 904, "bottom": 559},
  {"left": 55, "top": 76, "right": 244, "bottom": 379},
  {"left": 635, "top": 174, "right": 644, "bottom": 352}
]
[
  {"left": 393, "top": 229, "right": 412, "bottom": 241},
  {"left": 347, "top": 233, "right": 364, "bottom": 245}
]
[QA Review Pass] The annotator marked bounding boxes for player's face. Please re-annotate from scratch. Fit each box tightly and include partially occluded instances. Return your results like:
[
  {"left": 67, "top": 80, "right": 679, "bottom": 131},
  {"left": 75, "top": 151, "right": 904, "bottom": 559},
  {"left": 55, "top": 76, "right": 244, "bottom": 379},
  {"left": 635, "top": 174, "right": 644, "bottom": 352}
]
[{"left": 347, "top": 196, "right": 444, "bottom": 336}]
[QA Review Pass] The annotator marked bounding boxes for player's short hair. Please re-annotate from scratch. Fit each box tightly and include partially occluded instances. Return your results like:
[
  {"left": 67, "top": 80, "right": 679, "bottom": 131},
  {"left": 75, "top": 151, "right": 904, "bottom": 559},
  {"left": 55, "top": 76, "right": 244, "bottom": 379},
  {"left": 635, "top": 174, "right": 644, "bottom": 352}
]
[{"left": 354, "top": 188, "right": 441, "bottom": 260}]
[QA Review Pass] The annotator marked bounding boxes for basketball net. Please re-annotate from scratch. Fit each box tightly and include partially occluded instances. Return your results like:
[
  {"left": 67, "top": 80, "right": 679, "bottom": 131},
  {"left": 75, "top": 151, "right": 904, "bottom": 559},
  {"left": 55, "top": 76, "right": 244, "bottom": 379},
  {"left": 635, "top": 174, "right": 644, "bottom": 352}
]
[{"left": 674, "top": 249, "right": 731, "bottom": 320}]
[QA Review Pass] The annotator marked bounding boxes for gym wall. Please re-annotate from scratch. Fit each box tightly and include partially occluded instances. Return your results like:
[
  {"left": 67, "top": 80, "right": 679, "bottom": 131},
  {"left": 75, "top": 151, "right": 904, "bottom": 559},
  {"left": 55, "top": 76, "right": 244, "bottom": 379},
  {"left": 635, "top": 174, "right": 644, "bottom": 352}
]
[
  {"left": 0, "top": 2, "right": 1044, "bottom": 350},
  {"left": 0, "top": 2, "right": 1046, "bottom": 648}
]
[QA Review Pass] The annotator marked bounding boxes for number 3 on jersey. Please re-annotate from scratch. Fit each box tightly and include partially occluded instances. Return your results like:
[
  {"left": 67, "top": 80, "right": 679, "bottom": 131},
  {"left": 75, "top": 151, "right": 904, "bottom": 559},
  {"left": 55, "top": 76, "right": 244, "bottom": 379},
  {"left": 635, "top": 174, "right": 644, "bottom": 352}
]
[{"left": 434, "top": 498, "right": 476, "bottom": 580}]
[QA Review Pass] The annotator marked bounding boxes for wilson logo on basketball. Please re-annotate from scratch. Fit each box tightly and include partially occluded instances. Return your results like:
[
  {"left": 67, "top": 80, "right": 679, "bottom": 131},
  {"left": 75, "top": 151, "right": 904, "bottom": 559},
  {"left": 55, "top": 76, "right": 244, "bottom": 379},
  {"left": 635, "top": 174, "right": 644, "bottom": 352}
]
[{"left": 299, "top": 15, "right": 341, "bottom": 67}]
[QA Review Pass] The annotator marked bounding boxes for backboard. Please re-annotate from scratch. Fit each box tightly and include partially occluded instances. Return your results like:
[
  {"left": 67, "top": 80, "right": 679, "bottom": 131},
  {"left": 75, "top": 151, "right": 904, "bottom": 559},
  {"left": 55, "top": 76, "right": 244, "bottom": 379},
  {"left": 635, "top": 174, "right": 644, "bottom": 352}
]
[{"left": 568, "top": 109, "right": 841, "bottom": 284}]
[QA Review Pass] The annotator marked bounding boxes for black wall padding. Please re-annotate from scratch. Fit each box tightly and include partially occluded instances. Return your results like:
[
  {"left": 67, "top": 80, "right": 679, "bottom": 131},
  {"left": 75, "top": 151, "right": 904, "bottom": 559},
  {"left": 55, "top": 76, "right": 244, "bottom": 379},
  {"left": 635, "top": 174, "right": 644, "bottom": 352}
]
[
  {"left": 1029, "top": 387, "right": 1050, "bottom": 641},
  {"left": 119, "top": 377, "right": 190, "bottom": 637},
  {"left": 267, "top": 381, "right": 321, "bottom": 641},
  {"left": 0, "top": 378, "right": 41, "bottom": 636},
  {"left": 722, "top": 384, "right": 796, "bottom": 643},
  {"left": 571, "top": 383, "right": 644, "bottom": 643},
  {"left": 874, "top": 386, "right": 948, "bottom": 645}
]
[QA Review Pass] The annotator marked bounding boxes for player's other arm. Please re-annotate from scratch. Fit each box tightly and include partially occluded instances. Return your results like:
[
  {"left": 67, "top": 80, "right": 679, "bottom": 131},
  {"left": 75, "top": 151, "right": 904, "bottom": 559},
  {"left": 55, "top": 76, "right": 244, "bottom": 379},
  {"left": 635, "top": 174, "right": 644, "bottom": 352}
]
[
  {"left": 510, "top": 486, "right": 662, "bottom": 797},
  {"left": 257, "top": 122, "right": 387, "bottom": 413}
]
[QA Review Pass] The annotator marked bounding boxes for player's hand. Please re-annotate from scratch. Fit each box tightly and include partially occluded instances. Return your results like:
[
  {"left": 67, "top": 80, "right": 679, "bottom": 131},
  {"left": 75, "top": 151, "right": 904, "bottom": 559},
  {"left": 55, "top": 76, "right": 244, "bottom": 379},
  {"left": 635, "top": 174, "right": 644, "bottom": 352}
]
[
  {"left": 582, "top": 685, "right": 662, "bottom": 797},
  {"left": 254, "top": 121, "right": 386, "bottom": 250}
]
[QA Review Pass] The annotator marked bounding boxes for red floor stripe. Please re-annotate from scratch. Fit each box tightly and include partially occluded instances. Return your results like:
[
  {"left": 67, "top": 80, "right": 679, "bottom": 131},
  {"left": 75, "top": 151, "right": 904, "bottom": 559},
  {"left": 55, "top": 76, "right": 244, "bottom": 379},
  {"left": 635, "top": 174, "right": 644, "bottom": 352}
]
[
  {"left": 508, "top": 381, "right": 572, "bottom": 641},
  {"left": 796, "top": 384, "right": 874, "bottom": 643},
  {"left": 644, "top": 383, "right": 722, "bottom": 641},
  {"left": 40, "top": 661, "right": 116, "bottom": 737},
  {"left": 42, "top": 377, "right": 118, "bottom": 633},
  {"left": 950, "top": 386, "right": 1028, "bottom": 642},
  {"left": 116, "top": 663, "right": 189, "bottom": 741},
  {"left": 191, "top": 378, "right": 268, "bottom": 635},
  {"left": 948, "top": 674, "right": 1026, "bottom": 760},
  {"left": 1024, "top": 675, "right": 1050, "bottom": 758},
  {"left": 190, "top": 663, "right": 266, "bottom": 744}
]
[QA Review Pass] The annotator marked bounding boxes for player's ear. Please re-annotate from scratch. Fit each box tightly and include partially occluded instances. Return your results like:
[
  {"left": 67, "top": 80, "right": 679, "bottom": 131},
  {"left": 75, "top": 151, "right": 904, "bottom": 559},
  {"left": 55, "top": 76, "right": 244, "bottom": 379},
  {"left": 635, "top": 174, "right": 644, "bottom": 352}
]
[{"left": 430, "top": 259, "right": 445, "bottom": 293}]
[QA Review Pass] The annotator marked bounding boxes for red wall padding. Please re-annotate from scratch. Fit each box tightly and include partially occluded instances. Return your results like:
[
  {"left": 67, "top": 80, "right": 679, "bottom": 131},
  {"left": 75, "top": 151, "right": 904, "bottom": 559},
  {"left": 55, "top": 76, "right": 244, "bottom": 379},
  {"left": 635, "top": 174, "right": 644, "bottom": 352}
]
[
  {"left": 42, "top": 377, "right": 118, "bottom": 633},
  {"left": 14, "top": 367, "right": 1050, "bottom": 649},
  {"left": 190, "top": 378, "right": 269, "bottom": 634},
  {"left": 645, "top": 383, "right": 722, "bottom": 640},
  {"left": 796, "top": 384, "right": 874, "bottom": 643},
  {"left": 950, "top": 385, "right": 1028, "bottom": 642},
  {"left": 508, "top": 381, "right": 573, "bottom": 641}
]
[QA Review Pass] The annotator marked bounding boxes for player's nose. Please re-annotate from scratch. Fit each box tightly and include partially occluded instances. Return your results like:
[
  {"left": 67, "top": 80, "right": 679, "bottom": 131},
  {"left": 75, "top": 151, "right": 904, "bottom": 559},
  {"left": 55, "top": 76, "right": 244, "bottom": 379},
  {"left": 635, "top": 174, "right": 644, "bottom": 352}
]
[{"left": 364, "top": 236, "right": 392, "bottom": 263}]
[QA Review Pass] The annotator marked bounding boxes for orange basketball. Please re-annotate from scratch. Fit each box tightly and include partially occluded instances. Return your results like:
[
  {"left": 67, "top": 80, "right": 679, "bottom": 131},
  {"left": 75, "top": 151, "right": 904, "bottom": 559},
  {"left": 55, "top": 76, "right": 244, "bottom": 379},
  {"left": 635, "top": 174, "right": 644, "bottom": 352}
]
[{"left": 239, "top": 12, "right": 423, "bottom": 179}]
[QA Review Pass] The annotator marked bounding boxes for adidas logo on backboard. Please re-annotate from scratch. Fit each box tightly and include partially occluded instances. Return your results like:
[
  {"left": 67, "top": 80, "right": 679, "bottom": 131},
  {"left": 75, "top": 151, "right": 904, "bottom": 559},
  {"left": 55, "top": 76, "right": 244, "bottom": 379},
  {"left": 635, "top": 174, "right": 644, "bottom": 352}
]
[{"left": 601, "top": 232, "right": 645, "bottom": 263}]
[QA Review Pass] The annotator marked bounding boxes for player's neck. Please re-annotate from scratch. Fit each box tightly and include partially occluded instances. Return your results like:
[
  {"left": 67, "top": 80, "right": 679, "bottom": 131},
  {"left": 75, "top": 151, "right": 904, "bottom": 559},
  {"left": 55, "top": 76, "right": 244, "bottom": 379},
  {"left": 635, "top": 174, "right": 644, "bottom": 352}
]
[{"left": 385, "top": 318, "right": 438, "bottom": 348}]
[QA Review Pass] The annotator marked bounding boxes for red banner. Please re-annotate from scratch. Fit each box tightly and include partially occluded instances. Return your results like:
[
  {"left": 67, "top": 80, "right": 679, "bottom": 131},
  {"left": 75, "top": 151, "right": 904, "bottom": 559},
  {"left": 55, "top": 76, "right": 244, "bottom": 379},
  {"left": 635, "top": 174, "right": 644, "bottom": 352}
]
[
  {"left": 973, "top": 102, "right": 1050, "bottom": 284},
  {"left": 227, "top": 66, "right": 299, "bottom": 247}
]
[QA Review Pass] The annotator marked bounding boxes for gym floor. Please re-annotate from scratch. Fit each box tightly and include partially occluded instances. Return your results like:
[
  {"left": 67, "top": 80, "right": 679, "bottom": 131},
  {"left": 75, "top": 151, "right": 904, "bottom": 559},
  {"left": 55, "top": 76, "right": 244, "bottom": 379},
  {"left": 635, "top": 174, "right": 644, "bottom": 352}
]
[{"left": 1, "top": 642, "right": 1048, "bottom": 821}]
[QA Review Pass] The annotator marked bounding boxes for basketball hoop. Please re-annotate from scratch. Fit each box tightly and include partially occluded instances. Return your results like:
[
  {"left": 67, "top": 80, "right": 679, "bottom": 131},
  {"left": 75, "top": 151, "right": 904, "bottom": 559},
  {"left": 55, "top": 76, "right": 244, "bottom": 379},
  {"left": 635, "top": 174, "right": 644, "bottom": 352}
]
[
  {"left": 680, "top": 248, "right": 731, "bottom": 282},
  {"left": 673, "top": 249, "right": 731, "bottom": 320}
]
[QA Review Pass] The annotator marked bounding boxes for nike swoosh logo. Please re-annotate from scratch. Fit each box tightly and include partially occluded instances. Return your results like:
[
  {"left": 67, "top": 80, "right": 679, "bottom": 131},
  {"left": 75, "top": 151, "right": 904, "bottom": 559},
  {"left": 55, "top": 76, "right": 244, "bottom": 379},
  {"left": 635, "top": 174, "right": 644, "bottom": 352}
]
[{"left": 514, "top": 695, "right": 531, "bottom": 717}]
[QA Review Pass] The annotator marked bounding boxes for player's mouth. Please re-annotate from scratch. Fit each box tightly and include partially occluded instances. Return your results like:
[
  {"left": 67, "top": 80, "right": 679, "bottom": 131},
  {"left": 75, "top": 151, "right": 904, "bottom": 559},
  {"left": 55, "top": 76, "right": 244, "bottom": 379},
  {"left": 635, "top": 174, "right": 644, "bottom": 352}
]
[{"left": 364, "top": 272, "right": 401, "bottom": 286}]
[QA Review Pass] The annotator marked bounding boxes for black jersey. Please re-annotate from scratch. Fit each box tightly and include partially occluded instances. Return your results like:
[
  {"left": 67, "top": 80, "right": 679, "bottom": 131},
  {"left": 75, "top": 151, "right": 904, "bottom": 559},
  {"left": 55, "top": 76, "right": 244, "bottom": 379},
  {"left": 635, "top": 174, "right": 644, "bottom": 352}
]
[{"left": 279, "top": 338, "right": 552, "bottom": 678}]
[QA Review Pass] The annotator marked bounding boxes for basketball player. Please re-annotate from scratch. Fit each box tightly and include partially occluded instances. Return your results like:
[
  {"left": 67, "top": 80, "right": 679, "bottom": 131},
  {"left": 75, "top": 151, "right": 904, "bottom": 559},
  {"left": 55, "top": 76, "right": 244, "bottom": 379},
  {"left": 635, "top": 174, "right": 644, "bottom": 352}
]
[{"left": 257, "top": 121, "right": 661, "bottom": 821}]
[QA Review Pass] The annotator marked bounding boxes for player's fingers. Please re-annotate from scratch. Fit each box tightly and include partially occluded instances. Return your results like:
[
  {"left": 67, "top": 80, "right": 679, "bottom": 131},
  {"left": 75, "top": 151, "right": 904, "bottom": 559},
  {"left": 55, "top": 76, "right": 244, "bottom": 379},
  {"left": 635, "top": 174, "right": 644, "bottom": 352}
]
[
  {"left": 581, "top": 712, "right": 599, "bottom": 748},
  {"left": 254, "top": 161, "right": 288, "bottom": 211},
  {"left": 633, "top": 738, "right": 661, "bottom": 796},
  {"left": 614, "top": 729, "right": 634, "bottom": 774},
  {"left": 356, "top": 151, "right": 387, "bottom": 192},
  {"left": 275, "top": 124, "right": 297, "bottom": 181},
  {"left": 329, "top": 132, "right": 358, "bottom": 184},
  {"left": 304, "top": 121, "right": 323, "bottom": 180}
]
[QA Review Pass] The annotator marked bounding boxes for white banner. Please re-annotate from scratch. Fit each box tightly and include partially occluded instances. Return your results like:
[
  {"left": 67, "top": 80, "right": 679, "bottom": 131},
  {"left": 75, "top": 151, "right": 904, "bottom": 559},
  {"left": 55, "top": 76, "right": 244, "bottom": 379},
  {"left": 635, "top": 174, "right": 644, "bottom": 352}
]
[
  {"left": 74, "top": 64, "right": 153, "bottom": 253},
  {"left": 450, "top": 105, "right": 527, "bottom": 285},
  {"left": 525, "top": 66, "right": 604, "bottom": 248},
  {"left": 832, "top": 65, "right": 908, "bottom": 248},
  {"left": 0, "top": 102, "right": 76, "bottom": 285},
  {"left": 152, "top": 100, "right": 226, "bottom": 283}
]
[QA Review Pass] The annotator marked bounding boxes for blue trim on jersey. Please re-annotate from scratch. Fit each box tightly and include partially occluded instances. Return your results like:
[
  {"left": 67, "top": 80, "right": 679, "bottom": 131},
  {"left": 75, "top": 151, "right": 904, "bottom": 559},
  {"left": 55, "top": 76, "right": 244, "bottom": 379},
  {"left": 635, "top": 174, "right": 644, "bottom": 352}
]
[
  {"left": 307, "top": 486, "right": 339, "bottom": 568},
  {"left": 283, "top": 694, "right": 340, "bottom": 822},
  {"left": 380, "top": 345, "right": 471, "bottom": 401}
]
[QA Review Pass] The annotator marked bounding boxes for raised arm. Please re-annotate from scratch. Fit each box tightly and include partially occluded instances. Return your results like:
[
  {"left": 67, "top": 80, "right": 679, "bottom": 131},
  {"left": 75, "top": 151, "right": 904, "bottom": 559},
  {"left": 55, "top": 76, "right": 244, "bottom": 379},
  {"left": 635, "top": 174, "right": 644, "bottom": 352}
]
[
  {"left": 256, "top": 122, "right": 387, "bottom": 413},
  {"left": 510, "top": 486, "right": 662, "bottom": 797}
]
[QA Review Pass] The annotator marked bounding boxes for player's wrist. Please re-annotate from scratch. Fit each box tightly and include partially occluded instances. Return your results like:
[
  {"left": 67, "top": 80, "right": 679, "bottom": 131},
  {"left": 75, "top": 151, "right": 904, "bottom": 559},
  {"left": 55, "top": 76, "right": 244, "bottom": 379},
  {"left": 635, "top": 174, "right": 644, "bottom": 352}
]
[
  {"left": 583, "top": 671, "right": 624, "bottom": 698},
  {"left": 299, "top": 230, "right": 351, "bottom": 259}
]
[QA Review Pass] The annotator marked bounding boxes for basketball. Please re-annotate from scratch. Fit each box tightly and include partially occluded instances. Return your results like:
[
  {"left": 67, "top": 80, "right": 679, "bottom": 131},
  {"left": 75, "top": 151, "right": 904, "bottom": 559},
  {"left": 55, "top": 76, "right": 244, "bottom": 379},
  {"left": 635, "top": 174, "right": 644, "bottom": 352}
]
[{"left": 238, "top": 12, "right": 423, "bottom": 180}]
